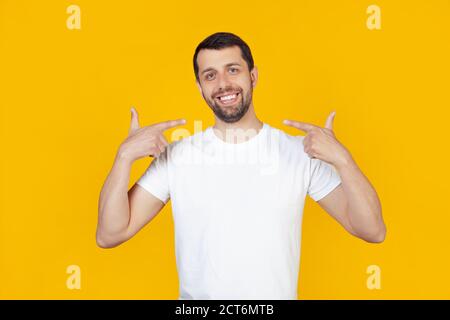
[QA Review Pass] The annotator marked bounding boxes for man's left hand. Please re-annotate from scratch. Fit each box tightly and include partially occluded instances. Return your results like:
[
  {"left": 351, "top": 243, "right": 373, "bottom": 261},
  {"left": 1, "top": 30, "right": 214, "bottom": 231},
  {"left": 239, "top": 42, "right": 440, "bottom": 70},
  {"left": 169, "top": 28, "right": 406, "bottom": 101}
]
[{"left": 283, "top": 111, "right": 352, "bottom": 168}]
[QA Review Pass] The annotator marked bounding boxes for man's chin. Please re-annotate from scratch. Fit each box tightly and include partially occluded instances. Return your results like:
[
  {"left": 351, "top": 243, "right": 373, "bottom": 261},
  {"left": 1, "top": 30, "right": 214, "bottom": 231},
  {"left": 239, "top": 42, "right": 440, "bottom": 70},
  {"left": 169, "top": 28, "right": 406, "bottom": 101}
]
[
  {"left": 211, "top": 106, "right": 241, "bottom": 122},
  {"left": 206, "top": 97, "right": 250, "bottom": 123},
  {"left": 219, "top": 116, "right": 241, "bottom": 124}
]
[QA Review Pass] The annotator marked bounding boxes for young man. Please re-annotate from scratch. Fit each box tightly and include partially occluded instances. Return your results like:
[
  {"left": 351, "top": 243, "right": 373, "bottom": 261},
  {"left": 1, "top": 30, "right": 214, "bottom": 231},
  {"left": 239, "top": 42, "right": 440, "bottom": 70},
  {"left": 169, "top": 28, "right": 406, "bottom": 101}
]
[{"left": 97, "top": 32, "right": 386, "bottom": 299}]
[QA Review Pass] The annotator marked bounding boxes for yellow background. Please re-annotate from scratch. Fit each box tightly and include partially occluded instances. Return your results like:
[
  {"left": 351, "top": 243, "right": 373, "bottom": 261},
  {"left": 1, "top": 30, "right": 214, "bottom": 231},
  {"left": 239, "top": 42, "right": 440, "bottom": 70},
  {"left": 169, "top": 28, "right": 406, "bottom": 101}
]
[{"left": 1, "top": 0, "right": 449, "bottom": 299}]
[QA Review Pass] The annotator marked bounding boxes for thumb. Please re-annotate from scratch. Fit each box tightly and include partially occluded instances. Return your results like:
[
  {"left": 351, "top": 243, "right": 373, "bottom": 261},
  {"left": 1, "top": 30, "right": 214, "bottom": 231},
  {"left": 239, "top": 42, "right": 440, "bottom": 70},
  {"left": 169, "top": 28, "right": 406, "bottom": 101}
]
[
  {"left": 325, "top": 111, "right": 336, "bottom": 130},
  {"left": 129, "top": 107, "right": 140, "bottom": 134}
]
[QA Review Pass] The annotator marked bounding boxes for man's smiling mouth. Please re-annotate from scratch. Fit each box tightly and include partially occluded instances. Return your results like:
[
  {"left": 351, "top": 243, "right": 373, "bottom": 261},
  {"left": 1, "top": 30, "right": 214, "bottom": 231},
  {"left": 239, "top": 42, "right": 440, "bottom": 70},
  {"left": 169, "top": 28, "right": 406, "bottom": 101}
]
[{"left": 215, "top": 92, "right": 240, "bottom": 105}]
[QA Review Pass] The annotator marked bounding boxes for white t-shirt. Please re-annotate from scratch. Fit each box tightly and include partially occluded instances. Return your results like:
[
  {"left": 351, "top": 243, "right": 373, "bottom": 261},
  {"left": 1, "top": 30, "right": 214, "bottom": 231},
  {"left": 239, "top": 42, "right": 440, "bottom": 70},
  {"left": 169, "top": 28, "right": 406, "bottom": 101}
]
[{"left": 136, "top": 122, "right": 341, "bottom": 299}]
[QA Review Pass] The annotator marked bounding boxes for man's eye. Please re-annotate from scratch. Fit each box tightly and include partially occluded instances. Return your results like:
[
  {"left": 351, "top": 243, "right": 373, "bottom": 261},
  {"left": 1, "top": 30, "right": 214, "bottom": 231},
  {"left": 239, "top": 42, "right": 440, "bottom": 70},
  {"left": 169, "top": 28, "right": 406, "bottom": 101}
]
[
  {"left": 229, "top": 68, "right": 239, "bottom": 73},
  {"left": 205, "top": 73, "right": 215, "bottom": 80}
]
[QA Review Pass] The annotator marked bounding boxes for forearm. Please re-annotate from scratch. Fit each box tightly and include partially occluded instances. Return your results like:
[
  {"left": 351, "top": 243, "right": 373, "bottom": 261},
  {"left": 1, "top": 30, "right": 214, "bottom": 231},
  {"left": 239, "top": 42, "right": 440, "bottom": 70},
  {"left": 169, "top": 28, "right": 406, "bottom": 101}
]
[
  {"left": 335, "top": 154, "right": 385, "bottom": 242},
  {"left": 97, "top": 152, "right": 133, "bottom": 242}
]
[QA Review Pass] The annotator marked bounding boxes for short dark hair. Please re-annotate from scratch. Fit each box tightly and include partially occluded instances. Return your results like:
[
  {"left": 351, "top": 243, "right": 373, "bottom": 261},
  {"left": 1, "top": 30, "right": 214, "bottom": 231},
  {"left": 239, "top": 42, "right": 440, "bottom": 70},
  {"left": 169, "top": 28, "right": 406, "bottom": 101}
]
[{"left": 193, "top": 32, "right": 254, "bottom": 82}]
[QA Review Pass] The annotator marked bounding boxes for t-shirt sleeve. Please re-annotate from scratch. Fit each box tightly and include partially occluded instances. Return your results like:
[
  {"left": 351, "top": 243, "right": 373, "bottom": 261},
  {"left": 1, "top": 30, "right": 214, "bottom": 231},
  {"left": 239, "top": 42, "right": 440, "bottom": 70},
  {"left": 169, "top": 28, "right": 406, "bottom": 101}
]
[
  {"left": 136, "top": 151, "right": 170, "bottom": 204},
  {"left": 307, "top": 158, "right": 342, "bottom": 202}
]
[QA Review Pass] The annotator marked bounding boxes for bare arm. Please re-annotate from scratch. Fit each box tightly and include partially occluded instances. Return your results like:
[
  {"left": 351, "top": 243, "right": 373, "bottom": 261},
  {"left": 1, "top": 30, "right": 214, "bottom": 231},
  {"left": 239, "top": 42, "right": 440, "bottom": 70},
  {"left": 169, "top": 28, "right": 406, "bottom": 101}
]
[
  {"left": 96, "top": 154, "right": 166, "bottom": 248},
  {"left": 284, "top": 111, "right": 386, "bottom": 243},
  {"left": 96, "top": 107, "right": 185, "bottom": 248},
  {"left": 317, "top": 156, "right": 386, "bottom": 243}
]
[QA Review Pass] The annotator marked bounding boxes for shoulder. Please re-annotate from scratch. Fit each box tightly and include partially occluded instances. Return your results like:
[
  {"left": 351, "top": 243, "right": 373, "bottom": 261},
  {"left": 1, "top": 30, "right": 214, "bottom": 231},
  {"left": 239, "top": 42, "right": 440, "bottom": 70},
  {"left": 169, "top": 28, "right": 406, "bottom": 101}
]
[
  {"left": 170, "top": 128, "right": 207, "bottom": 148},
  {"left": 164, "top": 128, "right": 208, "bottom": 157},
  {"left": 266, "top": 123, "right": 305, "bottom": 147},
  {"left": 264, "top": 124, "right": 310, "bottom": 162}
]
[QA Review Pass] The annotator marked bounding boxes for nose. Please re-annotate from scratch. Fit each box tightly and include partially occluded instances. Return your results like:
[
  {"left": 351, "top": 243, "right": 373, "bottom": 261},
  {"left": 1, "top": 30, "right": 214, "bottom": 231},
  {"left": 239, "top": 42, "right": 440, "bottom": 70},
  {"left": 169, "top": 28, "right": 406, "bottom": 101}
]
[{"left": 217, "top": 72, "right": 232, "bottom": 91}]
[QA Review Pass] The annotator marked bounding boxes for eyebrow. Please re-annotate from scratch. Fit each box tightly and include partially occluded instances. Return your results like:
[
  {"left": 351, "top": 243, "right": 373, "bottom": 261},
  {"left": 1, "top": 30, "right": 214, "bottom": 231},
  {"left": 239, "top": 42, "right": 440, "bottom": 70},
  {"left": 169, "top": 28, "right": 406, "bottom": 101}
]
[{"left": 201, "top": 63, "right": 242, "bottom": 75}]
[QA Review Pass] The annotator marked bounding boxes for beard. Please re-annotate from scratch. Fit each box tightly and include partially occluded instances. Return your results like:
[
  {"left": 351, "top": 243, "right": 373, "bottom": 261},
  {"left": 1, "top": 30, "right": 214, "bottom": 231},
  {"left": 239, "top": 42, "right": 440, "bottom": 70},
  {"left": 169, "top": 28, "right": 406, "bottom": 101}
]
[{"left": 203, "top": 86, "right": 253, "bottom": 123}]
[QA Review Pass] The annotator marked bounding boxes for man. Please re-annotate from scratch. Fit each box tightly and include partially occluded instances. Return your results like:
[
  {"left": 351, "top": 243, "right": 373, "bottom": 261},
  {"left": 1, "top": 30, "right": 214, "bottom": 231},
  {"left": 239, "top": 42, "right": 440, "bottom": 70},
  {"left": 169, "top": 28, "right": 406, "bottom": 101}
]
[{"left": 97, "top": 32, "right": 386, "bottom": 299}]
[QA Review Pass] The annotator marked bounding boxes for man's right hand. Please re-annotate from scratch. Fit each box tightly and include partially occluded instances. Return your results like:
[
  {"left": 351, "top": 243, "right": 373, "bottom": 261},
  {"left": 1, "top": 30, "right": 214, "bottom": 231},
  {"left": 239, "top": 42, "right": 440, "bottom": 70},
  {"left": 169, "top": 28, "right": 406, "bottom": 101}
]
[{"left": 117, "top": 107, "right": 186, "bottom": 163}]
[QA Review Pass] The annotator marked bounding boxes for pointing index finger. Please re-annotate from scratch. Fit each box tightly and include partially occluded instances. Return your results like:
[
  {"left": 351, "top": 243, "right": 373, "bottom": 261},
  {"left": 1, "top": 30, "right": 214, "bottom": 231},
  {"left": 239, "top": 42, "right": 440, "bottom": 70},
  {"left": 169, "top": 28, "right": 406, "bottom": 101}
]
[
  {"left": 283, "top": 119, "right": 316, "bottom": 133},
  {"left": 154, "top": 118, "right": 187, "bottom": 131}
]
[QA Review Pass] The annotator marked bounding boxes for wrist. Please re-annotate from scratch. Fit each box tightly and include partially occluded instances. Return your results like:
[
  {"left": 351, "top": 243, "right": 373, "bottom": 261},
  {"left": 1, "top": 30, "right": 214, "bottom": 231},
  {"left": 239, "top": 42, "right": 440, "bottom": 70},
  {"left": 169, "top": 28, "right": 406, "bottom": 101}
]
[
  {"left": 333, "top": 149, "right": 355, "bottom": 171},
  {"left": 116, "top": 148, "right": 134, "bottom": 167}
]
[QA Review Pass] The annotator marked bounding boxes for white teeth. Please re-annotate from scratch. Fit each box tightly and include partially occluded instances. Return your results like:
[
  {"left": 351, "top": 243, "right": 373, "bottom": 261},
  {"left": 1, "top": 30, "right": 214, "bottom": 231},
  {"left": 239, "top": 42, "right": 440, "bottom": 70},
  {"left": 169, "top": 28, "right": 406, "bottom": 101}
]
[{"left": 219, "top": 94, "right": 237, "bottom": 101}]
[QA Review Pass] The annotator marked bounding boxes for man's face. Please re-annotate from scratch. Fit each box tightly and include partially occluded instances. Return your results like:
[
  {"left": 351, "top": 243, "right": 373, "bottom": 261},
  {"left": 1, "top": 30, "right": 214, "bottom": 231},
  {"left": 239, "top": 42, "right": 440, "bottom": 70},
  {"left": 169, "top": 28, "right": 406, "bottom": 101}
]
[{"left": 196, "top": 46, "right": 257, "bottom": 123}]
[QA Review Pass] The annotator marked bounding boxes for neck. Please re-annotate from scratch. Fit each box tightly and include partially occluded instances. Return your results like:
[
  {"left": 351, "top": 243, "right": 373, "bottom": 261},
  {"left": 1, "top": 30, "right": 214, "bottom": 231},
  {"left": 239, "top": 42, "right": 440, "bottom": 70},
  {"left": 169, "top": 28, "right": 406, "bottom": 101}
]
[{"left": 212, "top": 103, "right": 264, "bottom": 143}]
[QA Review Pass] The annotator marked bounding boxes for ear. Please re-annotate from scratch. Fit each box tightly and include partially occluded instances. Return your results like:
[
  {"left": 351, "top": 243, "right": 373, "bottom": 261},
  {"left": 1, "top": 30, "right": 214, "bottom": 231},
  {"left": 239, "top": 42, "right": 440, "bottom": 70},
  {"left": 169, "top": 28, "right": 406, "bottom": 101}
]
[{"left": 250, "top": 66, "right": 258, "bottom": 88}]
